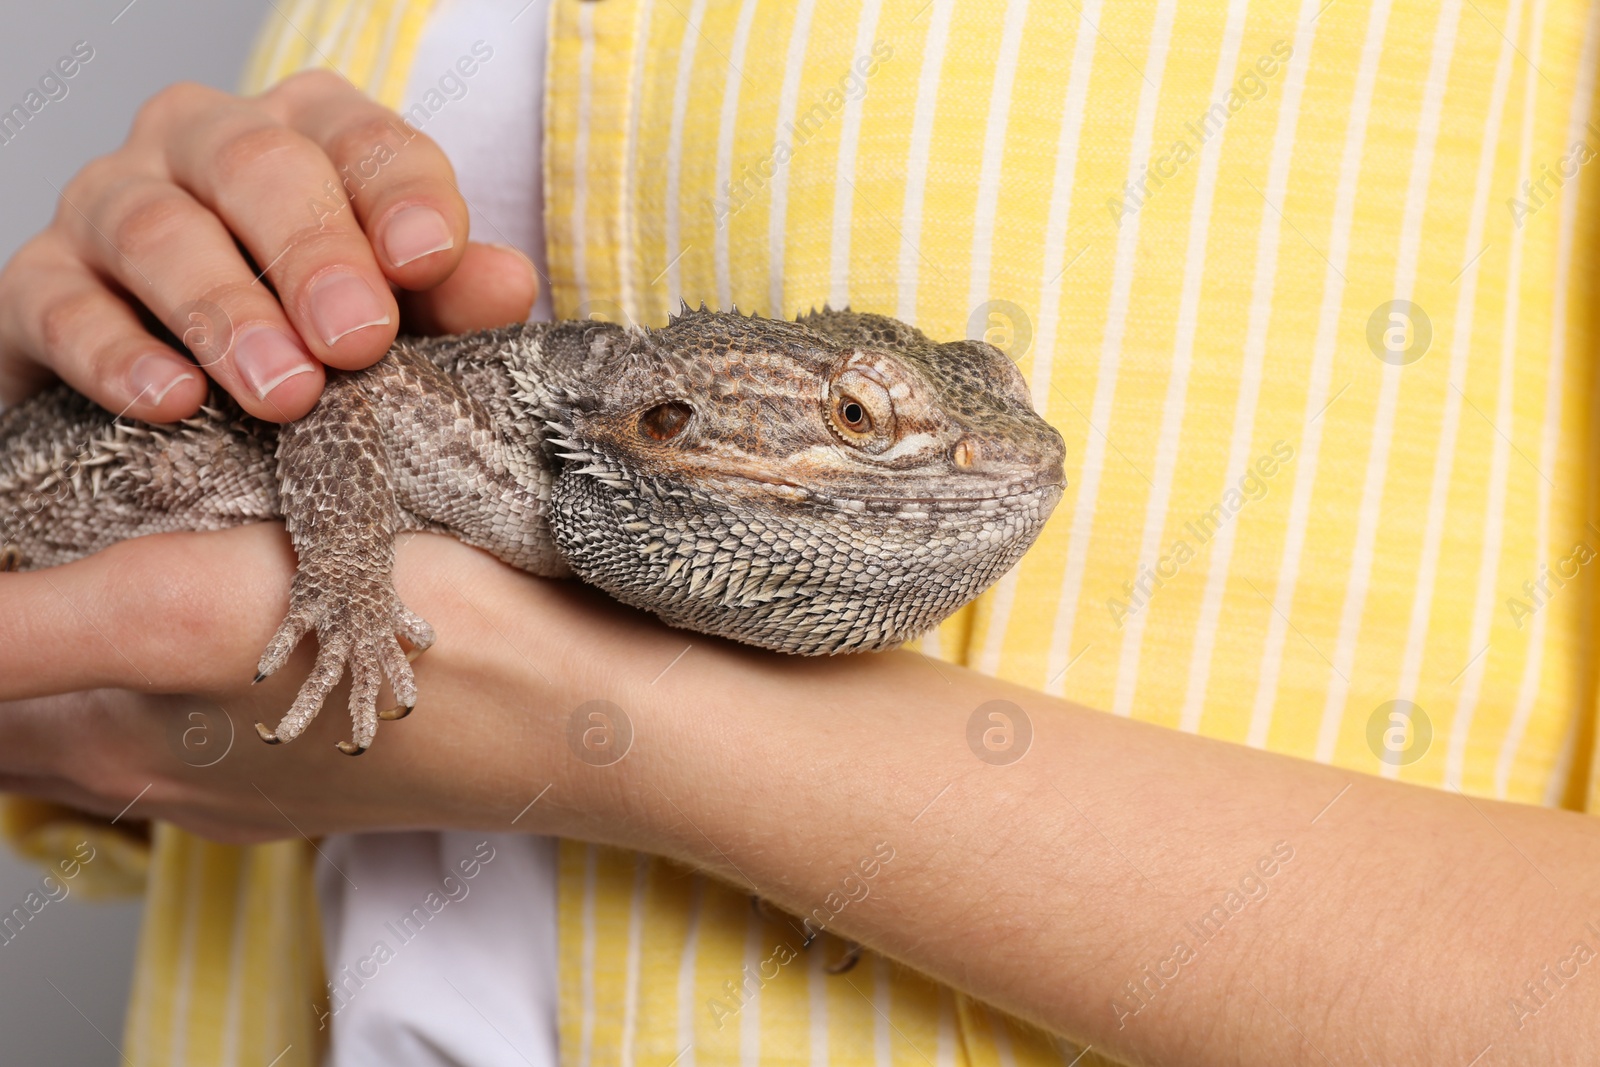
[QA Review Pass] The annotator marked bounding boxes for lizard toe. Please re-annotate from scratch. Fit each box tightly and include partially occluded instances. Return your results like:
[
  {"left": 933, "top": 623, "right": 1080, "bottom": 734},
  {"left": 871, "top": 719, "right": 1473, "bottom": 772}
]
[
  {"left": 393, "top": 605, "right": 436, "bottom": 652},
  {"left": 264, "top": 636, "right": 349, "bottom": 744},
  {"left": 257, "top": 609, "right": 315, "bottom": 680},
  {"left": 376, "top": 633, "right": 418, "bottom": 711},
  {"left": 345, "top": 650, "right": 383, "bottom": 752}
]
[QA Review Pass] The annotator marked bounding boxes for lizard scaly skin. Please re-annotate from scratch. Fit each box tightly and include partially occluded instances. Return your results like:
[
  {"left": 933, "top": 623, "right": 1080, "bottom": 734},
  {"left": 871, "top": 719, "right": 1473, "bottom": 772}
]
[{"left": 0, "top": 307, "right": 1065, "bottom": 752}]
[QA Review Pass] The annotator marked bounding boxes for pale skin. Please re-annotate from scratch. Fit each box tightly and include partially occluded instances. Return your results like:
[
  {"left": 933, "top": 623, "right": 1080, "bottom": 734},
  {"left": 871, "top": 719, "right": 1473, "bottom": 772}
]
[{"left": 1, "top": 74, "right": 1597, "bottom": 1067}]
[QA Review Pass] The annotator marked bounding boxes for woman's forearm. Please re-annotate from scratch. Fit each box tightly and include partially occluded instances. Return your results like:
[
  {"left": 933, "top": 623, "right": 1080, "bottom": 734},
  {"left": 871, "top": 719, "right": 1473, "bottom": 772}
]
[{"left": 589, "top": 645, "right": 1600, "bottom": 1065}]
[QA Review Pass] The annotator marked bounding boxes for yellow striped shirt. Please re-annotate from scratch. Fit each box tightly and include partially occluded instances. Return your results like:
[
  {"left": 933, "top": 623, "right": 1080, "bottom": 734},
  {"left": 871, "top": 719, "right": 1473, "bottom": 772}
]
[{"left": 6, "top": 0, "right": 1598, "bottom": 1062}]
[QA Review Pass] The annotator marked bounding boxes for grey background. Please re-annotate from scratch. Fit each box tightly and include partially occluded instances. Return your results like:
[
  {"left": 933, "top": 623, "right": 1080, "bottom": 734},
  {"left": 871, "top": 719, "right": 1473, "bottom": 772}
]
[{"left": 0, "top": 2, "right": 270, "bottom": 1064}]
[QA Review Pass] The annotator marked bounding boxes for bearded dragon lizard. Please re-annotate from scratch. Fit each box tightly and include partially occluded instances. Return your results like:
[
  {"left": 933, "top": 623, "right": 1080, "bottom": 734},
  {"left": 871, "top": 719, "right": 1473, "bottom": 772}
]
[{"left": 0, "top": 307, "right": 1064, "bottom": 753}]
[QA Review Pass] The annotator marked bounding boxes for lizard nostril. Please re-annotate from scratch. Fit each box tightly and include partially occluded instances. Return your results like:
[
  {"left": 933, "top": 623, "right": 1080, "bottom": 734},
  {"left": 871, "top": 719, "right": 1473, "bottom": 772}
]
[{"left": 951, "top": 438, "right": 977, "bottom": 469}]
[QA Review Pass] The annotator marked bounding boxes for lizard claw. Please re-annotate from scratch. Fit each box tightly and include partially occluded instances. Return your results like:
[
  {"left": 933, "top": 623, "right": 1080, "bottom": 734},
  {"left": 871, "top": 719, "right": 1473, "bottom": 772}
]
[
  {"left": 826, "top": 943, "right": 863, "bottom": 974},
  {"left": 254, "top": 722, "right": 282, "bottom": 744},
  {"left": 253, "top": 578, "right": 432, "bottom": 751}
]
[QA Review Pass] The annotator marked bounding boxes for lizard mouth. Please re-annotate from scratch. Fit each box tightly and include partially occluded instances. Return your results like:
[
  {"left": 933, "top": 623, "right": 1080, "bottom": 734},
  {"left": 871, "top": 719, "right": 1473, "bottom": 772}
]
[
  {"left": 695, "top": 466, "right": 1061, "bottom": 500},
  {"left": 840, "top": 480, "right": 1063, "bottom": 506},
  {"left": 696, "top": 467, "right": 1063, "bottom": 506},
  {"left": 779, "top": 478, "right": 1064, "bottom": 509}
]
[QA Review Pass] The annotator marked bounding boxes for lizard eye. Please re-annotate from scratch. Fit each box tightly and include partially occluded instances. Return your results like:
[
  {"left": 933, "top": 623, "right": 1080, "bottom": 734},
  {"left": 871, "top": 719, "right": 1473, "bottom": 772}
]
[
  {"left": 827, "top": 370, "right": 895, "bottom": 450},
  {"left": 640, "top": 401, "right": 693, "bottom": 441}
]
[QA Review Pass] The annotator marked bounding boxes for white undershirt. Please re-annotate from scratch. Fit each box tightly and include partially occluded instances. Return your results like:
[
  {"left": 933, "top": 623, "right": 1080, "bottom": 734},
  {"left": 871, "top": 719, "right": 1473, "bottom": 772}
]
[{"left": 317, "top": 3, "right": 558, "bottom": 1064}]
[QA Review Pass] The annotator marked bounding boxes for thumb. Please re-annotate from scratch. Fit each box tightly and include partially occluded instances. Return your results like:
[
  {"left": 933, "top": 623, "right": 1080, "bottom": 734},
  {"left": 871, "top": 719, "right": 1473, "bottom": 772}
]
[{"left": 399, "top": 241, "right": 540, "bottom": 336}]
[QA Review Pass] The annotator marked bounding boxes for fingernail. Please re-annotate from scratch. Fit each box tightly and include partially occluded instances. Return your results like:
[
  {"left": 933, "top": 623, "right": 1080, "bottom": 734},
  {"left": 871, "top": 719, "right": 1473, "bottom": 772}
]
[
  {"left": 307, "top": 270, "right": 391, "bottom": 346},
  {"left": 129, "top": 354, "right": 196, "bottom": 407},
  {"left": 487, "top": 242, "right": 534, "bottom": 266},
  {"left": 235, "top": 329, "right": 315, "bottom": 400},
  {"left": 487, "top": 242, "right": 540, "bottom": 279},
  {"left": 383, "top": 205, "right": 455, "bottom": 267}
]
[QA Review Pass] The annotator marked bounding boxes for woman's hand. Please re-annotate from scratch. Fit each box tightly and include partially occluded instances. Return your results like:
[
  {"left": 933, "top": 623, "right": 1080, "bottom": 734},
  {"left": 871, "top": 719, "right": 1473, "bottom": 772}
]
[
  {"left": 0, "top": 525, "right": 678, "bottom": 843},
  {"left": 0, "top": 70, "right": 538, "bottom": 424}
]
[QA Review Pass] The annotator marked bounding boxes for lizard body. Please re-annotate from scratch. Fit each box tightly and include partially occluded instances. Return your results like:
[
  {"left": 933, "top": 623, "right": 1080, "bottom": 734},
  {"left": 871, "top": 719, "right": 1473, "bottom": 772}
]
[{"left": 0, "top": 307, "right": 1064, "bottom": 751}]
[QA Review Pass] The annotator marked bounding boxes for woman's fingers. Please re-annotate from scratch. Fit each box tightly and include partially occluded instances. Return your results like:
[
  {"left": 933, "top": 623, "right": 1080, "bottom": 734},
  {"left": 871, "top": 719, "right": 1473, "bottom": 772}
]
[
  {"left": 0, "top": 527, "right": 297, "bottom": 700},
  {"left": 400, "top": 242, "right": 540, "bottom": 335},
  {"left": 0, "top": 770, "right": 121, "bottom": 821},
  {"left": 166, "top": 77, "right": 409, "bottom": 370},
  {"left": 266, "top": 71, "right": 470, "bottom": 287},
  {"left": 0, "top": 73, "right": 487, "bottom": 423},
  {"left": 0, "top": 234, "right": 207, "bottom": 420},
  {"left": 0, "top": 692, "right": 298, "bottom": 843},
  {"left": 56, "top": 173, "right": 328, "bottom": 420}
]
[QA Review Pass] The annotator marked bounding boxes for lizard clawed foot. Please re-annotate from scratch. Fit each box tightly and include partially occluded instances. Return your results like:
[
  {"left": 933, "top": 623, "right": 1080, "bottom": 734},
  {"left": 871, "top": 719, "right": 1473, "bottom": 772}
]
[{"left": 253, "top": 580, "right": 435, "bottom": 750}]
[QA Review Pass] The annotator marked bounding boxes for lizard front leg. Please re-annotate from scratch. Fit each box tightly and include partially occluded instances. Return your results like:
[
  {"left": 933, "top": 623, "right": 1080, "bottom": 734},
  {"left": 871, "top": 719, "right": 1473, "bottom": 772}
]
[{"left": 253, "top": 373, "right": 434, "bottom": 754}]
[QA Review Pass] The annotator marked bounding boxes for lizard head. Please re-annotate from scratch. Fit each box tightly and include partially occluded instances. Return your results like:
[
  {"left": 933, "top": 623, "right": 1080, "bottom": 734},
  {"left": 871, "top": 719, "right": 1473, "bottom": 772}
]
[{"left": 543, "top": 307, "right": 1065, "bottom": 654}]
